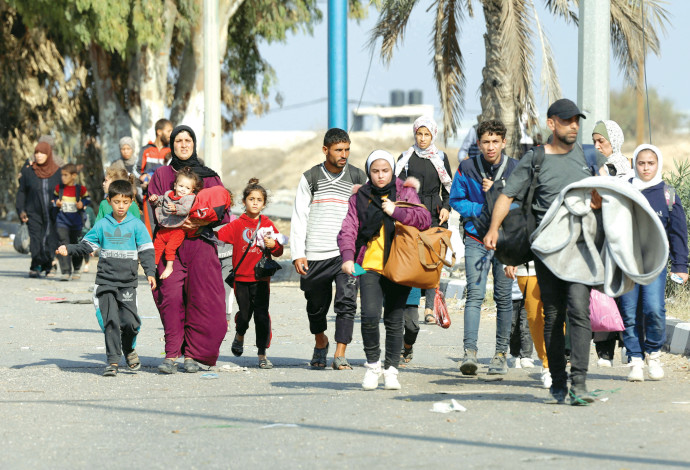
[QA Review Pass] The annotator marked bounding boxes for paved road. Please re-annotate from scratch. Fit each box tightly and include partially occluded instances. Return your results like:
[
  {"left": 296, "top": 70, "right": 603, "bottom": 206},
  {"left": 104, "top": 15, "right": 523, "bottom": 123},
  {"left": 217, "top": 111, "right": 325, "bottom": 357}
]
[{"left": 1, "top": 245, "right": 689, "bottom": 469}]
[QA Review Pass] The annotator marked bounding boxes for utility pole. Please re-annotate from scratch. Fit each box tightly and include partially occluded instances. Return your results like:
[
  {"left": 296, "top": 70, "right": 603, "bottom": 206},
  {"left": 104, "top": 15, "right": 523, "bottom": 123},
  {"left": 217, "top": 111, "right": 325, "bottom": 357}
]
[
  {"left": 204, "top": 0, "right": 223, "bottom": 175},
  {"left": 636, "top": 64, "right": 645, "bottom": 145},
  {"left": 328, "top": 0, "right": 347, "bottom": 130},
  {"left": 577, "top": 0, "right": 610, "bottom": 143}
]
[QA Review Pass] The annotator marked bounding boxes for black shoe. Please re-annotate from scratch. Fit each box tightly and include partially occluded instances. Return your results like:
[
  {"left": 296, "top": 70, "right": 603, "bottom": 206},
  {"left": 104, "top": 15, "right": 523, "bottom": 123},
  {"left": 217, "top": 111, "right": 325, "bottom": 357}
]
[
  {"left": 183, "top": 358, "right": 199, "bottom": 373},
  {"left": 544, "top": 385, "right": 568, "bottom": 404},
  {"left": 158, "top": 358, "right": 178, "bottom": 374},
  {"left": 459, "top": 349, "right": 478, "bottom": 375},
  {"left": 231, "top": 335, "right": 244, "bottom": 357},
  {"left": 569, "top": 382, "right": 595, "bottom": 406}
]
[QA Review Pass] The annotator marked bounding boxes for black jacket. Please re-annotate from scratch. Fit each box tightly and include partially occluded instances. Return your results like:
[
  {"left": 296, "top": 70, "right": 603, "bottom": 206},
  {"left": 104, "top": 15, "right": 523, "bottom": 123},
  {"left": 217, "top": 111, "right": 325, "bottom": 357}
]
[{"left": 16, "top": 162, "right": 62, "bottom": 223}]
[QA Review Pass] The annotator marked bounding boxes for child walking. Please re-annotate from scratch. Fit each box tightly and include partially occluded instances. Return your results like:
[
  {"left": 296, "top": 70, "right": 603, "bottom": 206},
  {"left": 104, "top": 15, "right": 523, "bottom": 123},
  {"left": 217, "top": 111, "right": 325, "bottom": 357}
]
[
  {"left": 53, "top": 163, "right": 91, "bottom": 281},
  {"left": 148, "top": 167, "right": 203, "bottom": 279},
  {"left": 217, "top": 178, "right": 286, "bottom": 369},
  {"left": 57, "top": 180, "right": 156, "bottom": 377}
]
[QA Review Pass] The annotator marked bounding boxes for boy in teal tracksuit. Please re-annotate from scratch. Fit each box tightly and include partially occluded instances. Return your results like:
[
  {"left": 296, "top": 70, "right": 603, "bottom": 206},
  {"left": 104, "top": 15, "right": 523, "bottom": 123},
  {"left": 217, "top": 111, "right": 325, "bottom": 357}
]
[{"left": 57, "top": 180, "right": 156, "bottom": 376}]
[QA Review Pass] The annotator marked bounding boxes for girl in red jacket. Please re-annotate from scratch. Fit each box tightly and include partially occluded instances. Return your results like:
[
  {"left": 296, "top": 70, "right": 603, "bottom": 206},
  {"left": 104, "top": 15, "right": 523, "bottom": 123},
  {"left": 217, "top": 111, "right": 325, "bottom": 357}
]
[{"left": 217, "top": 178, "right": 285, "bottom": 369}]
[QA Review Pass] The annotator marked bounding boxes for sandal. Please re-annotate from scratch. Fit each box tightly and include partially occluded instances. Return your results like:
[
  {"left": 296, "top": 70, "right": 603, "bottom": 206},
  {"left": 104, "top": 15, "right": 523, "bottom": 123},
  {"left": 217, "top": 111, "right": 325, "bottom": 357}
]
[
  {"left": 310, "top": 342, "right": 329, "bottom": 369},
  {"left": 231, "top": 335, "right": 244, "bottom": 357},
  {"left": 103, "top": 364, "right": 118, "bottom": 377},
  {"left": 258, "top": 357, "right": 273, "bottom": 369},
  {"left": 125, "top": 351, "right": 141, "bottom": 371},
  {"left": 401, "top": 345, "right": 414, "bottom": 363},
  {"left": 183, "top": 358, "right": 199, "bottom": 373},
  {"left": 331, "top": 356, "right": 352, "bottom": 370},
  {"left": 424, "top": 308, "right": 436, "bottom": 324}
]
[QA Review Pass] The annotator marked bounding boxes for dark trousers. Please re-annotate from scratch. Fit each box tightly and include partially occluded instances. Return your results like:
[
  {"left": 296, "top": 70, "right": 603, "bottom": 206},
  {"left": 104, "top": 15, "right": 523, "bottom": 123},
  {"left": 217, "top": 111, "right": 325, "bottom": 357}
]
[
  {"left": 27, "top": 217, "right": 58, "bottom": 272},
  {"left": 510, "top": 298, "right": 534, "bottom": 358},
  {"left": 403, "top": 306, "right": 420, "bottom": 346},
  {"left": 94, "top": 284, "right": 140, "bottom": 364},
  {"left": 234, "top": 281, "right": 271, "bottom": 355},
  {"left": 534, "top": 258, "right": 591, "bottom": 388},
  {"left": 57, "top": 226, "right": 83, "bottom": 274},
  {"left": 301, "top": 256, "right": 358, "bottom": 344},
  {"left": 360, "top": 271, "right": 411, "bottom": 369}
]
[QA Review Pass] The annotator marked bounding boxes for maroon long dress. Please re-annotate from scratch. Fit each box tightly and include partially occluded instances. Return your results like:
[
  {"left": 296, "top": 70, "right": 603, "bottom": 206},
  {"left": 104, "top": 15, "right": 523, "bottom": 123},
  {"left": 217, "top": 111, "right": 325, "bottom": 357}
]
[{"left": 148, "top": 165, "right": 227, "bottom": 365}]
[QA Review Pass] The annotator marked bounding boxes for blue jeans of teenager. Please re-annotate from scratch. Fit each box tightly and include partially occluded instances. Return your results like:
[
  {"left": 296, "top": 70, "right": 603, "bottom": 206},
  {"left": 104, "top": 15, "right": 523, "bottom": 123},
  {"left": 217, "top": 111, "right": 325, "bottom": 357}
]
[
  {"left": 618, "top": 268, "right": 667, "bottom": 360},
  {"left": 463, "top": 237, "right": 513, "bottom": 353}
]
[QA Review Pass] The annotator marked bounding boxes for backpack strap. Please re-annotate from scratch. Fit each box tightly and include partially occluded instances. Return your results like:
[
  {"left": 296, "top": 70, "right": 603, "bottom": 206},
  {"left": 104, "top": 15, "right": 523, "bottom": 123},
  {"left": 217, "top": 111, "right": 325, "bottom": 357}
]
[
  {"left": 522, "top": 146, "right": 545, "bottom": 233},
  {"left": 305, "top": 165, "right": 322, "bottom": 197},
  {"left": 664, "top": 183, "right": 676, "bottom": 212},
  {"left": 475, "top": 154, "right": 508, "bottom": 182}
]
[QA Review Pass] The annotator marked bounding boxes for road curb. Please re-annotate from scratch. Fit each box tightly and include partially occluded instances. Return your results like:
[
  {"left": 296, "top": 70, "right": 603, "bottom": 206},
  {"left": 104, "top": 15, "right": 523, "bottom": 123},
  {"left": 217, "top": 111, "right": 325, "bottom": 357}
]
[{"left": 665, "top": 318, "right": 690, "bottom": 356}]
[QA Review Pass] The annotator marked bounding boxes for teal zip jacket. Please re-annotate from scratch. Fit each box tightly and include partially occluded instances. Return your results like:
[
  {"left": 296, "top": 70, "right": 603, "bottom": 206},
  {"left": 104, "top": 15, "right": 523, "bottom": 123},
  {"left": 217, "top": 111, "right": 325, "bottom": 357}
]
[{"left": 67, "top": 213, "right": 156, "bottom": 287}]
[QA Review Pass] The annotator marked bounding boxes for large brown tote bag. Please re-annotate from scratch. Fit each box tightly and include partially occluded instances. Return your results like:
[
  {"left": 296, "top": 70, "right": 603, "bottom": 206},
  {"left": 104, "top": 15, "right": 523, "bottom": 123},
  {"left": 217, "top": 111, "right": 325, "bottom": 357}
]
[{"left": 382, "top": 202, "right": 456, "bottom": 289}]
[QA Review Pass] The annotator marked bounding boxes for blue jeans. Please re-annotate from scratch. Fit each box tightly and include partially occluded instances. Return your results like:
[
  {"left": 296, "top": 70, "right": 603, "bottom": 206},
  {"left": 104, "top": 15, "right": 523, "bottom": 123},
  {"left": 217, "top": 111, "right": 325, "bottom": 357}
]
[
  {"left": 463, "top": 237, "right": 513, "bottom": 353},
  {"left": 618, "top": 269, "right": 667, "bottom": 360}
]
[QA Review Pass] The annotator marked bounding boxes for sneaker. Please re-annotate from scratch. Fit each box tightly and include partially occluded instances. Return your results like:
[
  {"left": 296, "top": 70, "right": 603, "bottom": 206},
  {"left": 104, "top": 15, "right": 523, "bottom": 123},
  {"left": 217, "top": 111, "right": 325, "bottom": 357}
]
[
  {"left": 627, "top": 357, "right": 644, "bottom": 382},
  {"left": 569, "top": 381, "right": 595, "bottom": 406},
  {"left": 540, "top": 368, "right": 552, "bottom": 389},
  {"left": 520, "top": 357, "right": 535, "bottom": 368},
  {"left": 362, "top": 361, "right": 382, "bottom": 391},
  {"left": 183, "top": 358, "right": 199, "bottom": 373},
  {"left": 71, "top": 271, "right": 81, "bottom": 280},
  {"left": 513, "top": 356, "right": 522, "bottom": 368},
  {"left": 487, "top": 352, "right": 508, "bottom": 375},
  {"left": 383, "top": 366, "right": 401, "bottom": 390},
  {"left": 597, "top": 357, "right": 613, "bottom": 367},
  {"left": 646, "top": 351, "right": 664, "bottom": 380},
  {"left": 545, "top": 385, "right": 568, "bottom": 404},
  {"left": 60, "top": 273, "right": 70, "bottom": 282},
  {"left": 459, "top": 349, "right": 478, "bottom": 375}
]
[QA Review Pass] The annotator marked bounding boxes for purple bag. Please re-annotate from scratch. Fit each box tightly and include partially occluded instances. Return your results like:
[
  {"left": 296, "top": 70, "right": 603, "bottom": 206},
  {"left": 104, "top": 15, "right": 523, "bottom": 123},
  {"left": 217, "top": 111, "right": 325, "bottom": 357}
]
[{"left": 589, "top": 289, "right": 624, "bottom": 332}]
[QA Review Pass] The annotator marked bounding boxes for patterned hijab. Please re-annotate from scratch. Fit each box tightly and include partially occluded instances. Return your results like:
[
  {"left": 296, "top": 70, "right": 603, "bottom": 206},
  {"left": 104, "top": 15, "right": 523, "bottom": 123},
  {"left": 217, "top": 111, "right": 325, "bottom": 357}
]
[
  {"left": 396, "top": 116, "right": 452, "bottom": 192},
  {"left": 631, "top": 144, "right": 664, "bottom": 190},
  {"left": 593, "top": 120, "right": 630, "bottom": 176}
]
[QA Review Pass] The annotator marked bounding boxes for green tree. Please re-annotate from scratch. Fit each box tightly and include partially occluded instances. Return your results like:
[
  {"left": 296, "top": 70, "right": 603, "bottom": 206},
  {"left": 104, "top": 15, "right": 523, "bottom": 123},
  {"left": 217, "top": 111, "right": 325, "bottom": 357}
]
[
  {"left": 370, "top": 0, "right": 669, "bottom": 157},
  {"left": 610, "top": 87, "right": 684, "bottom": 141}
]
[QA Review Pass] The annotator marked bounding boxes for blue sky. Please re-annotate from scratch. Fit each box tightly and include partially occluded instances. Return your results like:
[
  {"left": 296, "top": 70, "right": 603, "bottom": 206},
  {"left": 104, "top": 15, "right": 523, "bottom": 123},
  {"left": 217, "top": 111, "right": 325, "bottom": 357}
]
[{"left": 243, "top": 1, "right": 688, "bottom": 131}]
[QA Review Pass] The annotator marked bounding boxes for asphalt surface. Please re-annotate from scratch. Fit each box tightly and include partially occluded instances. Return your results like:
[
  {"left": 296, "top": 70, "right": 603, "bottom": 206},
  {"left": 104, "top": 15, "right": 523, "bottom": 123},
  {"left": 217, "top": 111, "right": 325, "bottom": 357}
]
[{"left": 1, "top": 244, "right": 689, "bottom": 469}]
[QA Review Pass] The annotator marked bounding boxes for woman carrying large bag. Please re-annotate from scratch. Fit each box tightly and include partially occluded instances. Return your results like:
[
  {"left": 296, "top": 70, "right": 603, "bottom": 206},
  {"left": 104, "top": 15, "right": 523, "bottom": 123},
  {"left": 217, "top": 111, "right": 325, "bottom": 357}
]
[
  {"left": 338, "top": 150, "right": 431, "bottom": 391},
  {"left": 15, "top": 142, "right": 62, "bottom": 278}
]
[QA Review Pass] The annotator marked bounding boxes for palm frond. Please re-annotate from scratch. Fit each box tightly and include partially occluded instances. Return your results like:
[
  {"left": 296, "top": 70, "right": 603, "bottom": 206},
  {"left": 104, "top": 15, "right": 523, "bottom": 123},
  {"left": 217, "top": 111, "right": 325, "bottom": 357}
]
[
  {"left": 432, "top": 0, "right": 465, "bottom": 140},
  {"left": 543, "top": 0, "right": 577, "bottom": 24},
  {"left": 530, "top": 0, "right": 562, "bottom": 105},
  {"left": 610, "top": 0, "right": 670, "bottom": 90},
  {"left": 368, "top": 0, "right": 419, "bottom": 64},
  {"left": 499, "top": 0, "right": 538, "bottom": 133},
  {"left": 464, "top": 0, "right": 474, "bottom": 18}
]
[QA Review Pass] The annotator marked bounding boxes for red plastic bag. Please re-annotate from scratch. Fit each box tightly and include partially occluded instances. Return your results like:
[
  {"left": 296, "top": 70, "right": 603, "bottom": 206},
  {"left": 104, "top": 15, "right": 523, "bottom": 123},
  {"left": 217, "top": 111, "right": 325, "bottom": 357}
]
[
  {"left": 433, "top": 287, "right": 451, "bottom": 329},
  {"left": 589, "top": 289, "right": 624, "bottom": 332}
]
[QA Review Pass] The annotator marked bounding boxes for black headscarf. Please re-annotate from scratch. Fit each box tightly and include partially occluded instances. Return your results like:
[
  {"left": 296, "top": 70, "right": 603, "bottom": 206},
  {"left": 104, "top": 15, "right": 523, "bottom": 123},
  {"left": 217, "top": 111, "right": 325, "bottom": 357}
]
[
  {"left": 169, "top": 125, "right": 219, "bottom": 179},
  {"left": 356, "top": 176, "right": 398, "bottom": 264}
]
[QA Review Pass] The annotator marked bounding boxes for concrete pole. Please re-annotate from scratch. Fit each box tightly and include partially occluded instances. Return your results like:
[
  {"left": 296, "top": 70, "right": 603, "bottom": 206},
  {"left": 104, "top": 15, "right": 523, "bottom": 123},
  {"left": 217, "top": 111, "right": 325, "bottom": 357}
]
[
  {"left": 577, "top": 0, "right": 610, "bottom": 144},
  {"left": 328, "top": 0, "right": 347, "bottom": 130},
  {"left": 203, "top": 0, "right": 223, "bottom": 175},
  {"left": 636, "top": 65, "right": 645, "bottom": 145}
]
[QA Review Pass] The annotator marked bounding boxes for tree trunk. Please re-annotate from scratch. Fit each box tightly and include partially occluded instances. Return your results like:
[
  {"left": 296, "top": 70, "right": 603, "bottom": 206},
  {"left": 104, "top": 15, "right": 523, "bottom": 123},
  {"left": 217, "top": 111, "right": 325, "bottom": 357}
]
[{"left": 479, "top": 0, "right": 521, "bottom": 159}]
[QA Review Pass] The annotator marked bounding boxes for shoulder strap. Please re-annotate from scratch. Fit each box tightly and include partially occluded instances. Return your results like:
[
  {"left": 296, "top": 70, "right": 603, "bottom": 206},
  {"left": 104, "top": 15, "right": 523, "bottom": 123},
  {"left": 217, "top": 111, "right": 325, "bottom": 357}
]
[
  {"left": 664, "top": 183, "right": 676, "bottom": 212},
  {"left": 522, "top": 146, "right": 545, "bottom": 230},
  {"left": 234, "top": 216, "right": 262, "bottom": 272},
  {"left": 306, "top": 165, "right": 322, "bottom": 196}
]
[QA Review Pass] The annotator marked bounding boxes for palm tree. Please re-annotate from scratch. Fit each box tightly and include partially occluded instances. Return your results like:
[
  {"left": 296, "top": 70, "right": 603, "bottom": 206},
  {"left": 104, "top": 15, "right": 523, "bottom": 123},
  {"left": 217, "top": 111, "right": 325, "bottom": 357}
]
[{"left": 369, "top": 0, "right": 669, "bottom": 157}]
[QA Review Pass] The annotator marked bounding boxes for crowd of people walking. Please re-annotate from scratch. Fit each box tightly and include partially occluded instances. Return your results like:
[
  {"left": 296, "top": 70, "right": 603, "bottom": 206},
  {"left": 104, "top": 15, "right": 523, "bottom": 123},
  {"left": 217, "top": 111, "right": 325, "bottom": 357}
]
[{"left": 15, "top": 98, "right": 688, "bottom": 406}]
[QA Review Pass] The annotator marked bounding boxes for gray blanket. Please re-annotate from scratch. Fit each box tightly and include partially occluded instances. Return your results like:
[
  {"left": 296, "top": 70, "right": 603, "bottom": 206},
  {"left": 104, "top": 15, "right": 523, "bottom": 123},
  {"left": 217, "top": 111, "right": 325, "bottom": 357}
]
[{"left": 530, "top": 176, "right": 668, "bottom": 297}]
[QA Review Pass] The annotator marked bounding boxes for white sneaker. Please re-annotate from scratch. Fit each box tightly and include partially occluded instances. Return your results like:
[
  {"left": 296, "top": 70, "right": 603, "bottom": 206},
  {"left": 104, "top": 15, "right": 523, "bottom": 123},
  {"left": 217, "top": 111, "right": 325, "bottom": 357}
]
[
  {"left": 540, "top": 368, "right": 552, "bottom": 389},
  {"left": 597, "top": 357, "right": 613, "bottom": 367},
  {"left": 383, "top": 366, "right": 401, "bottom": 390},
  {"left": 520, "top": 357, "right": 535, "bottom": 368},
  {"left": 646, "top": 351, "right": 664, "bottom": 380},
  {"left": 362, "top": 361, "right": 382, "bottom": 391},
  {"left": 627, "top": 357, "right": 645, "bottom": 382},
  {"left": 513, "top": 356, "right": 522, "bottom": 369}
]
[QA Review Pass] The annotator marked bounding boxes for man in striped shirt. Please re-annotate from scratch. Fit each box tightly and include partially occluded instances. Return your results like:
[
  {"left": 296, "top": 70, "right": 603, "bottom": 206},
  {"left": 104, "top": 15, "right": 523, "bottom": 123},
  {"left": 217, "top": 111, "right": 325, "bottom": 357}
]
[{"left": 290, "top": 128, "right": 367, "bottom": 370}]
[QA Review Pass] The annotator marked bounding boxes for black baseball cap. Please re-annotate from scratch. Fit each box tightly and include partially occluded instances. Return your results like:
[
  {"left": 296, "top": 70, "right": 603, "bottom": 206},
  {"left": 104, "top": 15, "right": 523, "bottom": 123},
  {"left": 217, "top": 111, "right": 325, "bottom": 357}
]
[{"left": 547, "top": 98, "right": 586, "bottom": 120}]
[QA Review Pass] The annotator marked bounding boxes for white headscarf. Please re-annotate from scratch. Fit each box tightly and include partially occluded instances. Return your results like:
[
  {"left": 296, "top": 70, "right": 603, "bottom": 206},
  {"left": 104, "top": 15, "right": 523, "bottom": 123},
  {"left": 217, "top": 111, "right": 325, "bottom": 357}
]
[
  {"left": 631, "top": 144, "right": 664, "bottom": 190},
  {"left": 396, "top": 116, "right": 452, "bottom": 192},
  {"left": 366, "top": 150, "right": 396, "bottom": 175},
  {"left": 596, "top": 120, "right": 630, "bottom": 177}
]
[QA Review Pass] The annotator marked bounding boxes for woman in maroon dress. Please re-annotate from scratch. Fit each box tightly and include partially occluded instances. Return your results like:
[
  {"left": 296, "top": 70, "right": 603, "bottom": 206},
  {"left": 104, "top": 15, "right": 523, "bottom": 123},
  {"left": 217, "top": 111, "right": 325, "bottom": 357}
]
[{"left": 148, "top": 125, "right": 228, "bottom": 373}]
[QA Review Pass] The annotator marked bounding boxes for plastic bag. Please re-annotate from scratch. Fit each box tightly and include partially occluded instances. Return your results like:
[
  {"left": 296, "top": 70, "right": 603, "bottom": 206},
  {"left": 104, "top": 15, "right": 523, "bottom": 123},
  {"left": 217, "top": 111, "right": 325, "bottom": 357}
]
[
  {"left": 589, "top": 289, "right": 624, "bottom": 332},
  {"left": 433, "top": 287, "right": 451, "bottom": 329},
  {"left": 13, "top": 223, "right": 30, "bottom": 254}
]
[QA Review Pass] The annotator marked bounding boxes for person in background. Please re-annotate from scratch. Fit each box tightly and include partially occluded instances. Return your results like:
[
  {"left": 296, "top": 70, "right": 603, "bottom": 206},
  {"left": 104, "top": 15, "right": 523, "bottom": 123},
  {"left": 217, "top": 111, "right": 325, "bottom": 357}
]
[
  {"left": 508, "top": 278, "right": 535, "bottom": 369},
  {"left": 96, "top": 163, "right": 140, "bottom": 222},
  {"left": 16, "top": 142, "right": 62, "bottom": 278},
  {"left": 457, "top": 124, "right": 479, "bottom": 162},
  {"left": 620, "top": 145, "right": 688, "bottom": 382},
  {"left": 118, "top": 137, "right": 137, "bottom": 175}
]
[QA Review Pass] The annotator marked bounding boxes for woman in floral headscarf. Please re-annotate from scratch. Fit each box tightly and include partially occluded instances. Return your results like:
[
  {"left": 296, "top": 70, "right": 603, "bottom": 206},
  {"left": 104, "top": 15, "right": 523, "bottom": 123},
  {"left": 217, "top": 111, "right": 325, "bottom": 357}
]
[{"left": 396, "top": 116, "right": 453, "bottom": 334}]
